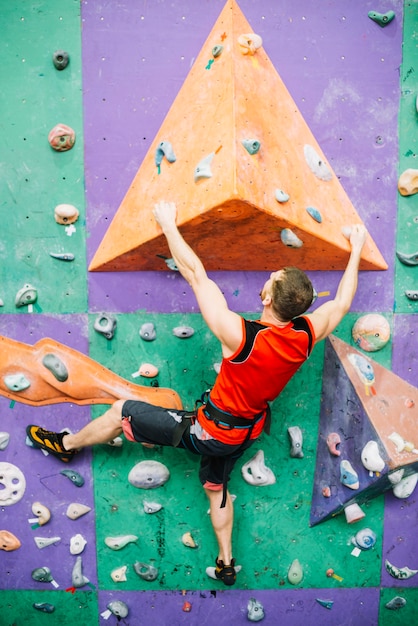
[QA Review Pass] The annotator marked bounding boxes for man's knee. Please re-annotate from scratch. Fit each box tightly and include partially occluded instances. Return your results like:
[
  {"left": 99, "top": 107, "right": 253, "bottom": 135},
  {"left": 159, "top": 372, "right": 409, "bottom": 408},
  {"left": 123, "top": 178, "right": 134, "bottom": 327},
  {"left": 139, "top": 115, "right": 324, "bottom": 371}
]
[{"left": 110, "top": 399, "right": 125, "bottom": 420}]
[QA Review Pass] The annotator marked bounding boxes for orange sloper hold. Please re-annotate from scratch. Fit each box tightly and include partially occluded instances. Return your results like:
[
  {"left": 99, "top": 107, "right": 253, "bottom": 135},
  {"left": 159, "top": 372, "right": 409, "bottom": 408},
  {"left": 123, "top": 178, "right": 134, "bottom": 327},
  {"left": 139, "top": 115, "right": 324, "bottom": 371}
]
[
  {"left": 0, "top": 335, "right": 182, "bottom": 409},
  {"left": 89, "top": 0, "right": 387, "bottom": 272}
]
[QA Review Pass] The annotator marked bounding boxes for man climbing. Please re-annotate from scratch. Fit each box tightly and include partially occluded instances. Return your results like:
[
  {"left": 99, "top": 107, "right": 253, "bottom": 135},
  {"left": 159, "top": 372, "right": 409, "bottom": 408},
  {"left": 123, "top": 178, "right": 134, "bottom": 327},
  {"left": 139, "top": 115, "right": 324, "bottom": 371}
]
[{"left": 27, "top": 201, "right": 368, "bottom": 587}]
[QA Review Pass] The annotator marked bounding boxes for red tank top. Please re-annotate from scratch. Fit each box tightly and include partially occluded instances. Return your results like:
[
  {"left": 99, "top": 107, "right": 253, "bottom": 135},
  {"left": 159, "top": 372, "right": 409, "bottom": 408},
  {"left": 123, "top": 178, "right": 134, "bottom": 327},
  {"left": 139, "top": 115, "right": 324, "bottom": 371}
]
[{"left": 197, "top": 316, "right": 315, "bottom": 444}]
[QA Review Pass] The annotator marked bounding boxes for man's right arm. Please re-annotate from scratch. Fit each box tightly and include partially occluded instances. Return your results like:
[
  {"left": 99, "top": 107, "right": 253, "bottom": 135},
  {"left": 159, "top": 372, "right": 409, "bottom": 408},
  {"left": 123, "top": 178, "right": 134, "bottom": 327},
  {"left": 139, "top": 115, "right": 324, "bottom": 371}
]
[{"left": 307, "top": 224, "right": 368, "bottom": 343}]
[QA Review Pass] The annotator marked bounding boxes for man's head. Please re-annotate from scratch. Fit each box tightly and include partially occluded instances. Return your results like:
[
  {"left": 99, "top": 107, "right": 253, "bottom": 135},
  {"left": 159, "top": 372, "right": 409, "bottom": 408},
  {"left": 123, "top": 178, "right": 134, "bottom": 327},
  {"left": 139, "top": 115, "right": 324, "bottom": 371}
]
[{"left": 261, "top": 267, "right": 314, "bottom": 322}]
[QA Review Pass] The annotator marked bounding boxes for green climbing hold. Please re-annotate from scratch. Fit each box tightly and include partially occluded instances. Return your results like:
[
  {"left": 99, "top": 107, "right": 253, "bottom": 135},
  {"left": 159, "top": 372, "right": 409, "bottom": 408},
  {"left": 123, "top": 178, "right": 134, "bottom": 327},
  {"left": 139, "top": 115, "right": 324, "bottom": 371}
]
[
  {"left": 368, "top": 11, "right": 395, "bottom": 27},
  {"left": 42, "top": 353, "right": 69, "bottom": 382}
]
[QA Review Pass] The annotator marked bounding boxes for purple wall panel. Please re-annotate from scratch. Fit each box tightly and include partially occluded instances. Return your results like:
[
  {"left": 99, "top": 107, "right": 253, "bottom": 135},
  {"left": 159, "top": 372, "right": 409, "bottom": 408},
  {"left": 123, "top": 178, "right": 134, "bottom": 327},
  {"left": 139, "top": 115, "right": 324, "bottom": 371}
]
[
  {"left": 0, "top": 314, "right": 96, "bottom": 590},
  {"left": 82, "top": 0, "right": 402, "bottom": 314},
  {"left": 98, "top": 586, "right": 380, "bottom": 625}
]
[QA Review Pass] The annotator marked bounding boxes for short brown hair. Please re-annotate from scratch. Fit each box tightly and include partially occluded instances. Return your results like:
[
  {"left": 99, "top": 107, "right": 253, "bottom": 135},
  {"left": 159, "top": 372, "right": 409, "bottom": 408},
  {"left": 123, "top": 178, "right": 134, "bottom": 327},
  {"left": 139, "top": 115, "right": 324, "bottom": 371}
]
[{"left": 271, "top": 267, "right": 313, "bottom": 321}]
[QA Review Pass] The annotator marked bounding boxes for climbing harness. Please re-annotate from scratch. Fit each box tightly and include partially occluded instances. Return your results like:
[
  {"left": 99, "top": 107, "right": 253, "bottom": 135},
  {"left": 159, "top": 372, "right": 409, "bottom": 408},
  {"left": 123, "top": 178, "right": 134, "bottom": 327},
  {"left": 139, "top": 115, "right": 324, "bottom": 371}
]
[{"left": 196, "top": 390, "right": 271, "bottom": 507}]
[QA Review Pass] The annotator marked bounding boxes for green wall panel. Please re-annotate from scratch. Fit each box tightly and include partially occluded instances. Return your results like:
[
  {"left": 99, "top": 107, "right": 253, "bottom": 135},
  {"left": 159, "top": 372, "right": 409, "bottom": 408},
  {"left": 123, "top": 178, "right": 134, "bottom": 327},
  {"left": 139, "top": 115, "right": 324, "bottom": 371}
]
[{"left": 0, "top": 0, "right": 86, "bottom": 314}]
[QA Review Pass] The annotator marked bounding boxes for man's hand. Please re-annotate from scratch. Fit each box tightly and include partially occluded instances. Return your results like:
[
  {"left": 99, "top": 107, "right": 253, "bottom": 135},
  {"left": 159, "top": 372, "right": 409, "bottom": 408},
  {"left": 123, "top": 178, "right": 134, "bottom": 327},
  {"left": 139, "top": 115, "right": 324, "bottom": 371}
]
[
  {"left": 343, "top": 224, "right": 368, "bottom": 253},
  {"left": 153, "top": 201, "right": 177, "bottom": 231}
]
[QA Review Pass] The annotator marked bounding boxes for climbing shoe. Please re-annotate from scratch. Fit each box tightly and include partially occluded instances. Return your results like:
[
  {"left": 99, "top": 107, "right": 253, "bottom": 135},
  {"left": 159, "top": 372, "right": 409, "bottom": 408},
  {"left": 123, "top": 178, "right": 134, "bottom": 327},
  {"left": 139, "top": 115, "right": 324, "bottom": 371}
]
[
  {"left": 26, "top": 425, "right": 75, "bottom": 462},
  {"left": 206, "top": 558, "right": 240, "bottom": 586}
]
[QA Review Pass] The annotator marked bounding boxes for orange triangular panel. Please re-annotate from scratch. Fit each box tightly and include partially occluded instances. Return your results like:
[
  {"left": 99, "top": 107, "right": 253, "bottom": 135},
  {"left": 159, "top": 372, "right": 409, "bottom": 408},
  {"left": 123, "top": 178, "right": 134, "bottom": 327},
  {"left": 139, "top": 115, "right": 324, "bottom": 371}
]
[{"left": 89, "top": 0, "right": 387, "bottom": 272}]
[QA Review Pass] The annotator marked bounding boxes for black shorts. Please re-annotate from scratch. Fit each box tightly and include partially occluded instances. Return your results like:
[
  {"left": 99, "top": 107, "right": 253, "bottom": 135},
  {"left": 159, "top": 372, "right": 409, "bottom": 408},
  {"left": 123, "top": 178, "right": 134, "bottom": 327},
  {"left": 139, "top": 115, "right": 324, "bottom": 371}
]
[{"left": 121, "top": 400, "right": 255, "bottom": 489}]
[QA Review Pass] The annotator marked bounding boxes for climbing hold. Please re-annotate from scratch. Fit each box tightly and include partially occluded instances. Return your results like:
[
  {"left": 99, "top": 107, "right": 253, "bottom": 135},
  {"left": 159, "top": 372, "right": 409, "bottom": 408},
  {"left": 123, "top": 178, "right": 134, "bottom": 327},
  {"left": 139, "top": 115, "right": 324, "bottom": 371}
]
[
  {"left": 241, "top": 139, "right": 261, "bottom": 155},
  {"left": 182, "top": 531, "right": 198, "bottom": 548},
  {"left": 405, "top": 290, "right": 418, "bottom": 301},
  {"left": 31, "top": 567, "right": 53, "bottom": 583},
  {"left": 70, "top": 533, "right": 87, "bottom": 555},
  {"left": 287, "top": 559, "right": 303, "bottom": 585},
  {"left": 241, "top": 450, "right": 276, "bottom": 486},
  {"left": 388, "top": 469, "right": 404, "bottom": 485},
  {"left": 128, "top": 460, "right": 170, "bottom": 489},
  {"left": 212, "top": 44, "right": 223, "bottom": 58},
  {"left": 0, "top": 530, "right": 21, "bottom": 551},
  {"left": 194, "top": 152, "right": 215, "bottom": 182},
  {"left": 352, "top": 314, "right": 391, "bottom": 352},
  {"left": 237, "top": 33, "right": 263, "bottom": 55},
  {"left": 139, "top": 322, "right": 157, "bottom": 341},
  {"left": 34, "top": 536, "right": 61, "bottom": 549},
  {"left": 94, "top": 313, "right": 117, "bottom": 340},
  {"left": 306, "top": 206, "right": 322, "bottom": 223},
  {"left": 326, "top": 568, "right": 343, "bottom": 582},
  {"left": 247, "top": 597, "right": 265, "bottom": 622},
  {"left": 344, "top": 502, "right": 365, "bottom": 524},
  {"left": 321, "top": 485, "right": 331, "bottom": 498},
  {"left": 385, "top": 596, "right": 407, "bottom": 610},
  {"left": 48, "top": 123, "right": 75, "bottom": 151},
  {"left": 275, "top": 189, "right": 290, "bottom": 203},
  {"left": 0, "top": 432, "right": 10, "bottom": 450},
  {"left": 66, "top": 503, "right": 91, "bottom": 520},
  {"left": 154, "top": 141, "right": 176, "bottom": 167},
  {"left": 143, "top": 500, "right": 162, "bottom": 514},
  {"left": 133, "top": 561, "right": 159, "bottom": 581},
  {"left": 111, "top": 565, "right": 128, "bottom": 582},
  {"left": 107, "top": 436, "right": 123, "bottom": 447},
  {"left": 54, "top": 204, "right": 79, "bottom": 224},
  {"left": 172, "top": 325, "right": 194, "bottom": 338},
  {"left": 72, "top": 556, "right": 89, "bottom": 588},
  {"left": 316, "top": 599, "right": 334, "bottom": 610},
  {"left": 368, "top": 10, "right": 395, "bottom": 27},
  {"left": 280, "top": 229, "right": 303, "bottom": 248},
  {"left": 0, "top": 463, "right": 26, "bottom": 505},
  {"left": 347, "top": 353, "right": 376, "bottom": 394},
  {"left": 304, "top": 144, "right": 332, "bottom": 181},
  {"left": 33, "top": 602, "right": 55, "bottom": 613},
  {"left": 182, "top": 601, "right": 192, "bottom": 612},
  {"left": 385, "top": 559, "right": 418, "bottom": 580},
  {"left": 393, "top": 472, "right": 418, "bottom": 499},
  {"left": 396, "top": 250, "right": 418, "bottom": 266},
  {"left": 32, "top": 502, "right": 51, "bottom": 526},
  {"left": 107, "top": 600, "right": 129, "bottom": 619},
  {"left": 326, "top": 432, "right": 341, "bottom": 456},
  {"left": 4, "top": 373, "right": 31, "bottom": 392},
  {"left": 49, "top": 252, "right": 75, "bottom": 262},
  {"left": 105, "top": 535, "right": 138, "bottom": 550},
  {"left": 60, "top": 468, "right": 85, "bottom": 487},
  {"left": 398, "top": 168, "right": 418, "bottom": 196},
  {"left": 42, "top": 353, "right": 69, "bottom": 382},
  {"left": 388, "top": 431, "right": 416, "bottom": 454},
  {"left": 139, "top": 363, "right": 159, "bottom": 378},
  {"left": 287, "top": 426, "right": 304, "bottom": 458},
  {"left": 340, "top": 460, "right": 359, "bottom": 490},
  {"left": 156, "top": 255, "right": 178, "bottom": 271},
  {"left": 52, "top": 49, "right": 69, "bottom": 70},
  {"left": 352, "top": 528, "right": 377, "bottom": 550},
  {"left": 15, "top": 283, "right": 37, "bottom": 308},
  {"left": 361, "top": 441, "right": 385, "bottom": 474}
]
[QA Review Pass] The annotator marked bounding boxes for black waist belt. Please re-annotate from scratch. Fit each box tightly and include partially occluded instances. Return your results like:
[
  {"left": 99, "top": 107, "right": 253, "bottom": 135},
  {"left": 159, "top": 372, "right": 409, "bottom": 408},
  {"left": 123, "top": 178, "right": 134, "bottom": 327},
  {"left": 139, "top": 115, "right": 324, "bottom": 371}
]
[{"left": 203, "top": 396, "right": 271, "bottom": 435}]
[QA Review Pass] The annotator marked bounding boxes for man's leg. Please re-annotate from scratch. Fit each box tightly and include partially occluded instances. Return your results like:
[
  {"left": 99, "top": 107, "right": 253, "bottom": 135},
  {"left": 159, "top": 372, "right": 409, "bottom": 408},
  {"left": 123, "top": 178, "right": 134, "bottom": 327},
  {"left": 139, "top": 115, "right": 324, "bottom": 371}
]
[
  {"left": 205, "top": 487, "right": 234, "bottom": 565},
  {"left": 63, "top": 400, "right": 124, "bottom": 451},
  {"left": 26, "top": 399, "right": 126, "bottom": 461}
]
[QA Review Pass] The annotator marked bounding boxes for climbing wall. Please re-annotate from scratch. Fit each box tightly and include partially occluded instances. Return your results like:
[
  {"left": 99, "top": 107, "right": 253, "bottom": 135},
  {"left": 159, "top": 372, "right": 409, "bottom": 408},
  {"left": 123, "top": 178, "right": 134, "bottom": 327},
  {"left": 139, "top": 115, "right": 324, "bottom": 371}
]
[{"left": 1, "top": 1, "right": 417, "bottom": 625}]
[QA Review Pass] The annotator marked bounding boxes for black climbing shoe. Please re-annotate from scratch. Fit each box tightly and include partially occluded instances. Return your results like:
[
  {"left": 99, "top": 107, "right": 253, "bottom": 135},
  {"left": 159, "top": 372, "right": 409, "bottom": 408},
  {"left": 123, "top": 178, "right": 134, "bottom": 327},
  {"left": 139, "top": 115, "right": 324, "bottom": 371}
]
[
  {"left": 206, "top": 558, "right": 239, "bottom": 586},
  {"left": 26, "top": 425, "right": 75, "bottom": 462}
]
